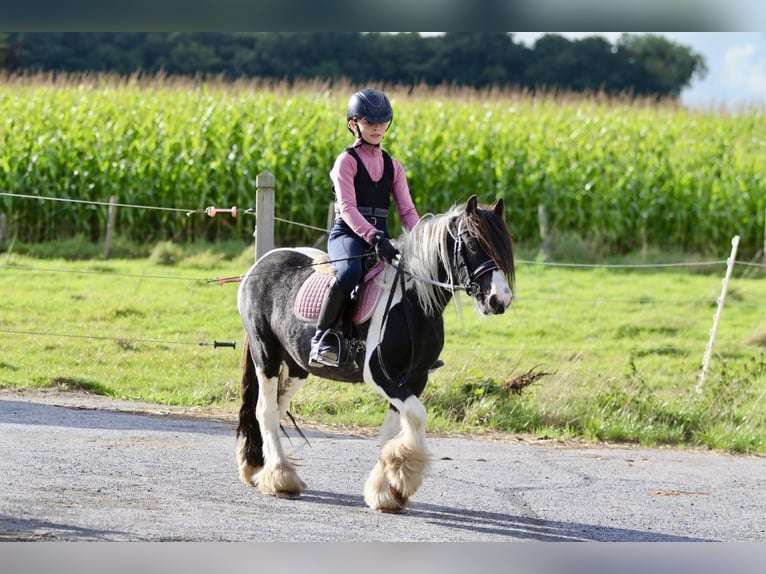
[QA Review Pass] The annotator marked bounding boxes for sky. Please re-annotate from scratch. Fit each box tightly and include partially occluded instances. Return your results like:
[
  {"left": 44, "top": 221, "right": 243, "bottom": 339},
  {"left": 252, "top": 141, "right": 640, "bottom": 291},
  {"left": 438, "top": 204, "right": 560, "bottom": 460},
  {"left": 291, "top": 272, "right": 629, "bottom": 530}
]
[{"left": 512, "top": 32, "right": 766, "bottom": 109}]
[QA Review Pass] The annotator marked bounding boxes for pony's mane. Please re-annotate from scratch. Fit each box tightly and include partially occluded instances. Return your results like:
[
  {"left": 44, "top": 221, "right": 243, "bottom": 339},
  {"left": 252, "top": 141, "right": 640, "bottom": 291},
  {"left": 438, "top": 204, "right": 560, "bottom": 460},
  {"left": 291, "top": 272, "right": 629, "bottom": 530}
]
[
  {"left": 400, "top": 208, "right": 457, "bottom": 317},
  {"left": 399, "top": 201, "right": 515, "bottom": 317}
]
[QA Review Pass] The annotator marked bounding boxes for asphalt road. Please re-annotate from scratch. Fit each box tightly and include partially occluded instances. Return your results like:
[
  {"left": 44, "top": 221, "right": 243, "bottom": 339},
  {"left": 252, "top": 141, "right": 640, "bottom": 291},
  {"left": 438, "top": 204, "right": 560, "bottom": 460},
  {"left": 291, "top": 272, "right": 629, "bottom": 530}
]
[{"left": 1, "top": 389, "right": 765, "bottom": 542}]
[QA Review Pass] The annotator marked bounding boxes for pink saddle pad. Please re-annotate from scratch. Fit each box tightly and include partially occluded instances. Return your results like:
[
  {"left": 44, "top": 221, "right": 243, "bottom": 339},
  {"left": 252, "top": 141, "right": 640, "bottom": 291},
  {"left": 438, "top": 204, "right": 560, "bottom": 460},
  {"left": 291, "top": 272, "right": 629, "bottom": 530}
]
[{"left": 294, "top": 263, "right": 386, "bottom": 325}]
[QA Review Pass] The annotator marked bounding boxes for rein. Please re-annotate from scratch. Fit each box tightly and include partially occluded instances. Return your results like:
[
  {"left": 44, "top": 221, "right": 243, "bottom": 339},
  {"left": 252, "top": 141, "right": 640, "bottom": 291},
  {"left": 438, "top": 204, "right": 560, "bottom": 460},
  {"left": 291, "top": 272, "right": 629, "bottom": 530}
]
[
  {"left": 373, "top": 216, "right": 502, "bottom": 388},
  {"left": 375, "top": 261, "right": 414, "bottom": 388},
  {"left": 207, "top": 254, "right": 369, "bottom": 285},
  {"left": 374, "top": 220, "right": 499, "bottom": 387}
]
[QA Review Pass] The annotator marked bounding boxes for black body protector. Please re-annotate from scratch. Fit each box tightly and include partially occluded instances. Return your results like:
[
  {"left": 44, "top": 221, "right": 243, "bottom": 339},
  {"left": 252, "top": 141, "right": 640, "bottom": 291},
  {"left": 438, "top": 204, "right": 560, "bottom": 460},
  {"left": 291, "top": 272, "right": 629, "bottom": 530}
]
[{"left": 335, "top": 146, "right": 394, "bottom": 230}]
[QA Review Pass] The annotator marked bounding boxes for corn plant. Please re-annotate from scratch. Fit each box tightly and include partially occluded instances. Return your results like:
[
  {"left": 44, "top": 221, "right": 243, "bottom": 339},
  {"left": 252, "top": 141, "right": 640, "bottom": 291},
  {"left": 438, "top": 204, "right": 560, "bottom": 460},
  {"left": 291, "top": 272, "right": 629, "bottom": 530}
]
[{"left": 0, "top": 74, "right": 763, "bottom": 257}]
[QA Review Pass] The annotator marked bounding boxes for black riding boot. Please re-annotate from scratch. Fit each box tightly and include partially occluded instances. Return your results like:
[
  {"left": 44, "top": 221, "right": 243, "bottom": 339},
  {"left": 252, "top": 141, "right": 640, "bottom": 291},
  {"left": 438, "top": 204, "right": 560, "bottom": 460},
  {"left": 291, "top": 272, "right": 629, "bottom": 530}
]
[{"left": 309, "top": 279, "right": 349, "bottom": 367}]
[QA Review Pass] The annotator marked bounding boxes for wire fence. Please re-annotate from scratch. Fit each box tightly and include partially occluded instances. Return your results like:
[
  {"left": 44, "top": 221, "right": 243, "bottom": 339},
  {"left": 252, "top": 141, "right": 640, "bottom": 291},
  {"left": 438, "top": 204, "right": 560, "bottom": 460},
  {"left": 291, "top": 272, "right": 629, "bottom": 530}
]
[{"left": 1, "top": 189, "right": 764, "bottom": 381}]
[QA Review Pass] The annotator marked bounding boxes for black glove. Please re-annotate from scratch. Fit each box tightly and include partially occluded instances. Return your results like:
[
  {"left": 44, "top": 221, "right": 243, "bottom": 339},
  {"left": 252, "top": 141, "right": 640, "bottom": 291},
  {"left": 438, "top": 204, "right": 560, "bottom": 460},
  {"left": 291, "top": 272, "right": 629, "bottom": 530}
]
[{"left": 371, "top": 232, "right": 399, "bottom": 263}]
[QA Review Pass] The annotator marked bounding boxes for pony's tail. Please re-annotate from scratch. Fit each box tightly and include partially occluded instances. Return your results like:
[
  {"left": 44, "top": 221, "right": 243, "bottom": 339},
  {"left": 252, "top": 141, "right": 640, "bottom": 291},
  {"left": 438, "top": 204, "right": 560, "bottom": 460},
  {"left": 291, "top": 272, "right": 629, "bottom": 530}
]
[{"left": 236, "top": 332, "right": 265, "bottom": 475}]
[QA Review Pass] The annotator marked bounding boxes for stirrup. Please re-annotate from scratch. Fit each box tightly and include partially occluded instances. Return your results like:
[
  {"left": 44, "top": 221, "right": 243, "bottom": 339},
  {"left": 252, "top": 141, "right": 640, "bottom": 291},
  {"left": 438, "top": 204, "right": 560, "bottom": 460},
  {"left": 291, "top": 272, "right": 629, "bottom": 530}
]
[{"left": 309, "top": 330, "right": 342, "bottom": 368}]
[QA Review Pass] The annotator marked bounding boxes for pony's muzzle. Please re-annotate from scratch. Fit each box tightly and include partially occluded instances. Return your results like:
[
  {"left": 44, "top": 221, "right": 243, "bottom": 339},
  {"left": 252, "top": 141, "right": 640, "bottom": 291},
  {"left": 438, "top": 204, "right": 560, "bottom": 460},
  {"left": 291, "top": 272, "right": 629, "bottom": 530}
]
[
  {"left": 486, "top": 272, "right": 512, "bottom": 314},
  {"left": 488, "top": 294, "right": 507, "bottom": 314}
]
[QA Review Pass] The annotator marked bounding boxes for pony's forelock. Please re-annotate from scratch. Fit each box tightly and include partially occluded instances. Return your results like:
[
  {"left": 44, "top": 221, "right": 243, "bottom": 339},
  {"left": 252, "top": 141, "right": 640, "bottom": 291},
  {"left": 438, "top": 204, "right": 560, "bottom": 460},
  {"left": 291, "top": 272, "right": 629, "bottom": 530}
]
[{"left": 463, "top": 203, "right": 516, "bottom": 291}]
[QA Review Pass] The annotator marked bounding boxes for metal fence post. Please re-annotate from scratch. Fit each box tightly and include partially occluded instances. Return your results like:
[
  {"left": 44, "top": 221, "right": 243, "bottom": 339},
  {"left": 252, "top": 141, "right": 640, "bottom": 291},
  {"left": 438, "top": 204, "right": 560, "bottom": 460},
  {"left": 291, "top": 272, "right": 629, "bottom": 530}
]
[{"left": 255, "top": 171, "right": 275, "bottom": 262}]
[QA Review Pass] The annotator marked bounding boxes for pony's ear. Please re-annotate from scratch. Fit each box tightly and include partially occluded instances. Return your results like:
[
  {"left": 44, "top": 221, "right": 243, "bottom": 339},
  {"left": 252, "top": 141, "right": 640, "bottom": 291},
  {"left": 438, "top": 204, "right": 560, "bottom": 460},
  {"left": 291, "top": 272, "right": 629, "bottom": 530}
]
[
  {"left": 491, "top": 197, "right": 505, "bottom": 220},
  {"left": 466, "top": 195, "right": 478, "bottom": 213}
]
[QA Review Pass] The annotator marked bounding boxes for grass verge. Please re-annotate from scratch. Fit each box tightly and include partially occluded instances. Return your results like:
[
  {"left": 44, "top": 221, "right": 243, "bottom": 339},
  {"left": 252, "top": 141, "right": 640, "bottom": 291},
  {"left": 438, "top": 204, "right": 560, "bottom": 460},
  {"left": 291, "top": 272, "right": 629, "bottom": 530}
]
[{"left": 2, "top": 240, "right": 765, "bottom": 453}]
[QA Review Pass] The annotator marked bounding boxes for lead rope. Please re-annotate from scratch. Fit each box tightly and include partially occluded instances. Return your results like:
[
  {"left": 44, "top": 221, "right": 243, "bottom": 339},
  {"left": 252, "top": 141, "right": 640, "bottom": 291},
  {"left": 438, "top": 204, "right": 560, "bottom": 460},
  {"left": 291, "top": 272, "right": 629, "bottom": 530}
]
[{"left": 375, "top": 259, "right": 415, "bottom": 388}]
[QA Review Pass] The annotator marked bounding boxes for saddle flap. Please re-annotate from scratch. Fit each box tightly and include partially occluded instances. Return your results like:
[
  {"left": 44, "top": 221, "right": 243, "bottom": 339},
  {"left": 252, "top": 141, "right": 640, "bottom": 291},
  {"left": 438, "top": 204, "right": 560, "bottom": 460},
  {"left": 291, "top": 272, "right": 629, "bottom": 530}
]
[
  {"left": 294, "top": 272, "right": 333, "bottom": 323},
  {"left": 294, "top": 262, "right": 387, "bottom": 325}
]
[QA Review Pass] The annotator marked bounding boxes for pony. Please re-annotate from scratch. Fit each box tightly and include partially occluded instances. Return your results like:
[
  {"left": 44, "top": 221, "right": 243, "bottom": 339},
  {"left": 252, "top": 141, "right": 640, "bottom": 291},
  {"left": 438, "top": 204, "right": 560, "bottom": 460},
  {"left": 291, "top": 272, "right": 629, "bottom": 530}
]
[{"left": 235, "top": 195, "right": 515, "bottom": 512}]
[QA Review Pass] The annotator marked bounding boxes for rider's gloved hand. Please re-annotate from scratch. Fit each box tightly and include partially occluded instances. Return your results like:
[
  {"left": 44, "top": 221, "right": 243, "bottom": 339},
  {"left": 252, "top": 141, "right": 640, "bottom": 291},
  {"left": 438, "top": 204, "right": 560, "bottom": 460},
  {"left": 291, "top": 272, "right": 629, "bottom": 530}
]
[{"left": 371, "top": 232, "right": 399, "bottom": 263}]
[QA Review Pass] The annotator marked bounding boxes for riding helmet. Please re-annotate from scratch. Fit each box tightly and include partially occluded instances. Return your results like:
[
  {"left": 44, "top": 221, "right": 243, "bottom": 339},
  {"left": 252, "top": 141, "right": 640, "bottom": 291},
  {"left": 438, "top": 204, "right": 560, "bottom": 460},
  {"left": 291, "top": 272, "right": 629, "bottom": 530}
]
[{"left": 347, "top": 88, "right": 393, "bottom": 128}]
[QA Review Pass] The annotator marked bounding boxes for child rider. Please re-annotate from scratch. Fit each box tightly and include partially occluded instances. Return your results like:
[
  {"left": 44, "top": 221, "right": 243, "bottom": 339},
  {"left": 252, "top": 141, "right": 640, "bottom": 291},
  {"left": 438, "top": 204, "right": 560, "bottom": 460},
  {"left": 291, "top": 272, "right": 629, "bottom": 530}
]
[{"left": 309, "top": 88, "right": 420, "bottom": 367}]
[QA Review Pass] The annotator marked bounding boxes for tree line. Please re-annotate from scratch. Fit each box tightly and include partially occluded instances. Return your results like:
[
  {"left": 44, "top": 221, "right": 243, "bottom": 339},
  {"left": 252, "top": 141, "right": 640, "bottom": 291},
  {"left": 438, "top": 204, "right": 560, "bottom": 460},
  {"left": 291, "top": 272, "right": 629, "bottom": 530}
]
[{"left": 1, "top": 32, "right": 707, "bottom": 99}]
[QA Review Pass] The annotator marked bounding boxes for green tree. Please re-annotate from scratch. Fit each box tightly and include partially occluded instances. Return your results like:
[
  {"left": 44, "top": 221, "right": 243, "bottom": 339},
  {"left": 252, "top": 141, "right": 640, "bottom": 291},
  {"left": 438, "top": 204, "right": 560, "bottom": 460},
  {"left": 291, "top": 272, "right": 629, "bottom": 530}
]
[
  {"left": 4, "top": 32, "right": 707, "bottom": 100},
  {"left": 617, "top": 33, "right": 708, "bottom": 98},
  {"left": 0, "top": 33, "right": 7, "bottom": 70},
  {"left": 434, "top": 33, "right": 523, "bottom": 88},
  {"left": 524, "top": 33, "right": 577, "bottom": 91}
]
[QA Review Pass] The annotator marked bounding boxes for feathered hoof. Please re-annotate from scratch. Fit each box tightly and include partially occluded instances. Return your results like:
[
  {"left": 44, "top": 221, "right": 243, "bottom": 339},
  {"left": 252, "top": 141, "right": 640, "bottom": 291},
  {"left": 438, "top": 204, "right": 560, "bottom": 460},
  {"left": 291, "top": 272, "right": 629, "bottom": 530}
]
[
  {"left": 236, "top": 444, "right": 263, "bottom": 487},
  {"left": 275, "top": 490, "right": 303, "bottom": 500},
  {"left": 255, "top": 461, "right": 307, "bottom": 497},
  {"left": 238, "top": 461, "right": 263, "bottom": 487},
  {"left": 381, "top": 486, "right": 410, "bottom": 514},
  {"left": 364, "top": 461, "right": 410, "bottom": 513},
  {"left": 380, "top": 441, "right": 431, "bottom": 500}
]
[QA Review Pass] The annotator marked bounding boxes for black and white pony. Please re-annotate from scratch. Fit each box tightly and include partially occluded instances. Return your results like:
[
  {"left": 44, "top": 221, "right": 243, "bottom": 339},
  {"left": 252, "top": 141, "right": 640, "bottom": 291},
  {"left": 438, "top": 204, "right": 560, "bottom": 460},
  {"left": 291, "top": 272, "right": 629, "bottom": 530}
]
[{"left": 236, "top": 195, "right": 515, "bottom": 512}]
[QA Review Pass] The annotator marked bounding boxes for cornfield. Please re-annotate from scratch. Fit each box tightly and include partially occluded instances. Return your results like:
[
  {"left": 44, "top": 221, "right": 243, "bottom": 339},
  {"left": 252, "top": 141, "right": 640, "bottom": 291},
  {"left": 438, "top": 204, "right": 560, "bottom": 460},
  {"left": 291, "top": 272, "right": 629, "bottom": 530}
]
[{"left": 1, "top": 73, "right": 764, "bottom": 257}]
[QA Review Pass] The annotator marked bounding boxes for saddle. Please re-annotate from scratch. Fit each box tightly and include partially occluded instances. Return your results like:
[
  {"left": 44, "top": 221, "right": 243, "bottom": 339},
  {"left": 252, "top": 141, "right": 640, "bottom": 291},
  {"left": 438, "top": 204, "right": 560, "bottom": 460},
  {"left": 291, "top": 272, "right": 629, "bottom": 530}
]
[{"left": 294, "top": 260, "right": 387, "bottom": 326}]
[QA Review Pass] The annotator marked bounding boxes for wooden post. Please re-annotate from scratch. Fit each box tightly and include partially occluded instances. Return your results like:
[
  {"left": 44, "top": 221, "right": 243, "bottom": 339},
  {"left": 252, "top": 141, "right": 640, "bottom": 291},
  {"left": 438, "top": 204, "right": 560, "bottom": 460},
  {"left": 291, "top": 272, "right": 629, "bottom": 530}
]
[
  {"left": 255, "top": 171, "right": 275, "bottom": 262},
  {"left": 0, "top": 213, "right": 6, "bottom": 249},
  {"left": 538, "top": 204, "right": 551, "bottom": 262},
  {"left": 697, "top": 235, "right": 740, "bottom": 393},
  {"left": 103, "top": 195, "right": 118, "bottom": 258}
]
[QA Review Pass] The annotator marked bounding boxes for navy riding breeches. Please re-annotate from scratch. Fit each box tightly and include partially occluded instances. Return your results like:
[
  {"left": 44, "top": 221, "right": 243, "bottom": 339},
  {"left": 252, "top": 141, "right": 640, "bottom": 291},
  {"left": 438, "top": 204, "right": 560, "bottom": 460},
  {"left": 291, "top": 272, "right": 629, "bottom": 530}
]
[{"left": 327, "top": 220, "right": 387, "bottom": 296}]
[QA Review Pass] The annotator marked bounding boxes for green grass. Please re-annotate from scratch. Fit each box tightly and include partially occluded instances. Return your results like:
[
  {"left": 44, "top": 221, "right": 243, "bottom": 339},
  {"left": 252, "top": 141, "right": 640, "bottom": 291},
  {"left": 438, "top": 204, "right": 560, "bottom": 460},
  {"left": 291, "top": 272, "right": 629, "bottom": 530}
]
[
  {"left": 0, "top": 243, "right": 249, "bottom": 405},
  {"left": 2, "top": 241, "right": 766, "bottom": 453}
]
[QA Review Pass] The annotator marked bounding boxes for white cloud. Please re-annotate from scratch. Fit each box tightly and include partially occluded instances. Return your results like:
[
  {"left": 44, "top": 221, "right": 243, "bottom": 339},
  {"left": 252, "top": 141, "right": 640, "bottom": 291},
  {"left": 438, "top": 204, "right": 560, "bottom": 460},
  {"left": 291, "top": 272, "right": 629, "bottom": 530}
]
[{"left": 726, "top": 43, "right": 766, "bottom": 98}]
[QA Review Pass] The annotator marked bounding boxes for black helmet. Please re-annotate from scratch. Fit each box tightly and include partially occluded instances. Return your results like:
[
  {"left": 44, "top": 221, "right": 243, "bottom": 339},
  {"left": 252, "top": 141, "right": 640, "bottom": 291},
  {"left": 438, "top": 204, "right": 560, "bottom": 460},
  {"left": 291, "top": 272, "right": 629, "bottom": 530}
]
[{"left": 347, "top": 88, "right": 393, "bottom": 125}]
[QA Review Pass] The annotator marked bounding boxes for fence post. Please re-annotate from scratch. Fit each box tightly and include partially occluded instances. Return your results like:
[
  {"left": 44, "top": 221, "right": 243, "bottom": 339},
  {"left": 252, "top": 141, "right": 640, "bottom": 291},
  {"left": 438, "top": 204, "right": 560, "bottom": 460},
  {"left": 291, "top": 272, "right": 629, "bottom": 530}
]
[
  {"left": 696, "top": 235, "right": 740, "bottom": 393},
  {"left": 255, "top": 171, "right": 275, "bottom": 262},
  {"left": 103, "top": 195, "right": 118, "bottom": 258},
  {"left": 0, "top": 213, "right": 6, "bottom": 249},
  {"left": 538, "top": 204, "right": 551, "bottom": 262}
]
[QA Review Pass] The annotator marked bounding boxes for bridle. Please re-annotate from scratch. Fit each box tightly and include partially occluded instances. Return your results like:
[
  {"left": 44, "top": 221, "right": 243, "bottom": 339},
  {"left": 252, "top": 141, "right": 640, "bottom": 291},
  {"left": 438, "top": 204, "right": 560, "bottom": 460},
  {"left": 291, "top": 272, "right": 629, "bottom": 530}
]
[{"left": 452, "top": 217, "right": 500, "bottom": 300}]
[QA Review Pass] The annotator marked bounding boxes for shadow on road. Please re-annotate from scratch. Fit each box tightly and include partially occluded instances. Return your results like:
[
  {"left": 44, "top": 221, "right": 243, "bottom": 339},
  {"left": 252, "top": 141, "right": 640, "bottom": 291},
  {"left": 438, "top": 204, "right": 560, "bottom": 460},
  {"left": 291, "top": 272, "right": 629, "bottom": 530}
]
[
  {"left": 0, "top": 514, "right": 131, "bottom": 541},
  {"left": 300, "top": 490, "right": 712, "bottom": 542},
  {"left": 0, "top": 399, "right": 233, "bottom": 436}
]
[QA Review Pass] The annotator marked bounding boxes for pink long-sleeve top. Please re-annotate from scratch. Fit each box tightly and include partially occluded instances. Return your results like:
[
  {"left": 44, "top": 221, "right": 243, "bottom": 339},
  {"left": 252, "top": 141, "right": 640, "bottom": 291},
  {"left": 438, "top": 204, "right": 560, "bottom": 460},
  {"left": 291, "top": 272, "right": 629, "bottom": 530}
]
[{"left": 330, "top": 139, "right": 420, "bottom": 244}]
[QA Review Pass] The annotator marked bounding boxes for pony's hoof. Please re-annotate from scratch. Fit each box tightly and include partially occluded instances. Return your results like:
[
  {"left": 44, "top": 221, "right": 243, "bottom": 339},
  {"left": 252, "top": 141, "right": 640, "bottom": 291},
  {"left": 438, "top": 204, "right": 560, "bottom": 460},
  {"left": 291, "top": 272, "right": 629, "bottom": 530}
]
[
  {"left": 365, "top": 484, "right": 410, "bottom": 513},
  {"left": 238, "top": 464, "right": 263, "bottom": 488},
  {"left": 275, "top": 490, "right": 302, "bottom": 500},
  {"left": 255, "top": 463, "right": 307, "bottom": 497},
  {"left": 377, "top": 486, "right": 409, "bottom": 513}
]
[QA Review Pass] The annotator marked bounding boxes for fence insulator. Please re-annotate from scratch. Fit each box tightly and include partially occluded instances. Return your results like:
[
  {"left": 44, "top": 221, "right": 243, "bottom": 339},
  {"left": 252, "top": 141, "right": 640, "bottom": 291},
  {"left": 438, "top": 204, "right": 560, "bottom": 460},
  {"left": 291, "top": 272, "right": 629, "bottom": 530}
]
[
  {"left": 198, "top": 340, "right": 237, "bottom": 349},
  {"left": 216, "top": 275, "right": 244, "bottom": 286},
  {"left": 205, "top": 206, "right": 237, "bottom": 217}
]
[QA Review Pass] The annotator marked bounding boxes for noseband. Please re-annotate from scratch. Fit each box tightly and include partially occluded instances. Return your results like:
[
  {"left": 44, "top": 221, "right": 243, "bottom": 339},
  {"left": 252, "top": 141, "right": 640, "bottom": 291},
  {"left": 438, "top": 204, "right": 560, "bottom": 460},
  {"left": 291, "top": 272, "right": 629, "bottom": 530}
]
[{"left": 453, "top": 218, "right": 499, "bottom": 299}]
